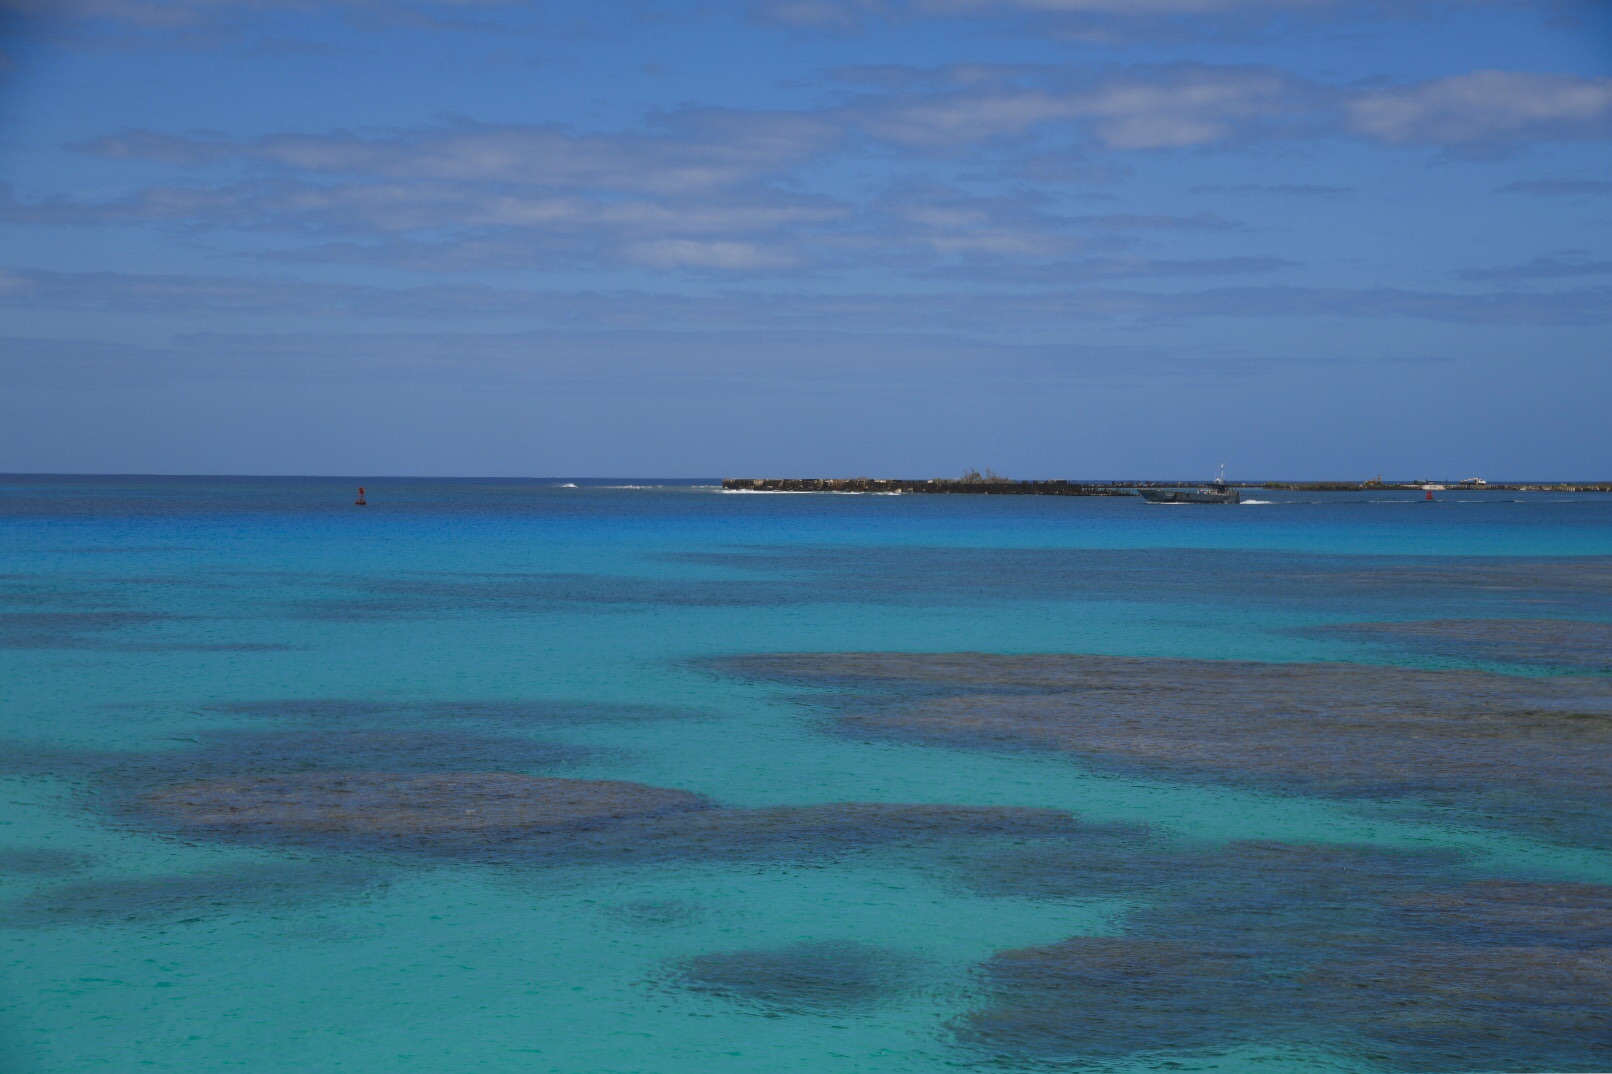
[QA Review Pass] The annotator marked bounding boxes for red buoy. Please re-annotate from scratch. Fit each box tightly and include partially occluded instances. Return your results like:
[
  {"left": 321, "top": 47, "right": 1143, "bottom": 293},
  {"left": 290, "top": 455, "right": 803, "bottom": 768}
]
[
  {"left": 355, "top": 486, "right": 367, "bottom": 506},
  {"left": 1425, "top": 488, "right": 1434, "bottom": 501}
]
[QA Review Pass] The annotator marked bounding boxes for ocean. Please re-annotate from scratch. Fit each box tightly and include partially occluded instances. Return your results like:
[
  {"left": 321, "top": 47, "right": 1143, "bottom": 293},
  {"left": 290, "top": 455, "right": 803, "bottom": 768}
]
[{"left": 2, "top": 475, "right": 1608, "bottom": 1074}]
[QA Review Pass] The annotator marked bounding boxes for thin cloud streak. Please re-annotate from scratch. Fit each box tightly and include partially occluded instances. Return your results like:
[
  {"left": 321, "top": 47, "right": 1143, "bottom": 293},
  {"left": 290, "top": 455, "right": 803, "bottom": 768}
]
[
  {"left": 3, "top": 268, "right": 1607, "bottom": 328},
  {"left": 1498, "top": 178, "right": 1612, "bottom": 196},
  {"left": 750, "top": 0, "right": 1501, "bottom": 39},
  {"left": 80, "top": 113, "right": 842, "bottom": 194},
  {"left": 1456, "top": 252, "right": 1612, "bottom": 283},
  {"left": 1348, "top": 70, "right": 1612, "bottom": 149},
  {"left": 18, "top": 62, "right": 1607, "bottom": 278}
]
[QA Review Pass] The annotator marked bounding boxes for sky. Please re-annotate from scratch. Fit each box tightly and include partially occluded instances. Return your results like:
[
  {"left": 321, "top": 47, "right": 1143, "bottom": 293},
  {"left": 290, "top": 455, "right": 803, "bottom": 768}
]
[{"left": 0, "top": 1, "right": 1608, "bottom": 479}]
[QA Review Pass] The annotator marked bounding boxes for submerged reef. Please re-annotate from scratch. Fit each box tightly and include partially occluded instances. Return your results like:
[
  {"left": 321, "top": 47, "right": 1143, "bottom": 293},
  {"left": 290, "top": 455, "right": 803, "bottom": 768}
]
[
  {"left": 2, "top": 692, "right": 1102, "bottom": 899},
  {"left": 670, "top": 547, "right": 1612, "bottom": 619},
  {"left": 670, "top": 940, "right": 926, "bottom": 1015},
  {"left": 17, "top": 550, "right": 1605, "bottom": 629},
  {"left": 209, "top": 696, "right": 706, "bottom": 728},
  {"left": 0, "top": 611, "right": 165, "bottom": 649},
  {"left": 712, "top": 651, "right": 1612, "bottom": 846},
  {"left": 0, "top": 727, "right": 597, "bottom": 790},
  {"left": 1310, "top": 617, "right": 1612, "bottom": 672},
  {"left": 959, "top": 842, "right": 1612, "bottom": 1073},
  {"left": 142, "top": 772, "right": 716, "bottom": 848},
  {"left": 966, "top": 929, "right": 1612, "bottom": 1072},
  {"left": 1389, "top": 878, "right": 1612, "bottom": 947},
  {"left": 0, "top": 610, "right": 288, "bottom": 652},
  {"left": 3, "top": 860, "right": 390, "bottom": 928},
  {"left": 8, "top": 719, "right": 1100, "bottom": 930},
  {"left": 964, "top": 938, "right": 1266, "bottom": 1061},
  {"left": 5, "top": 717, "right": 1103, "bottom": 925},
  {"left": 135, "top": 771, "right": 1089, "bottom": 863},
  {"left": 10, "top": 671, "right": 1611, "bottom": 1071},
  {"left": 0, "top": 847, "right": 91, "bottom": 877},
  {"left": 706, "top": 646, "right": 1612, "bottom": 1070},
  {"left": 0, "top": 690, "right": 716, "bottom": 800}
]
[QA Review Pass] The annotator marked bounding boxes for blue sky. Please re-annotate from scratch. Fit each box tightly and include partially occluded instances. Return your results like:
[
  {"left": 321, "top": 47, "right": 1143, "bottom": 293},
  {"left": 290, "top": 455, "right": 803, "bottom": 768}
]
[{"left": 0, "top": 1, "right": 1608, "bottom": 478}]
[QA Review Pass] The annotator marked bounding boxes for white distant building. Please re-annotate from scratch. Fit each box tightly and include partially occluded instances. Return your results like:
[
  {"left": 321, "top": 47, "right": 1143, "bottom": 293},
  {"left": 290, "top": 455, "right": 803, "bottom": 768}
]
[{"left": 1459, "top": 477, "right": 1487, "bottom": 485}]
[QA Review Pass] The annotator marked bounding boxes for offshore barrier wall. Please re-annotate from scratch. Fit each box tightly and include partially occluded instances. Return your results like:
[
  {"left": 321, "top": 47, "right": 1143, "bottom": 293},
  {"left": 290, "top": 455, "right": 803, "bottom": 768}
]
[
  {"left": 723, "top": 479, "right": 1133, "bottom": 495},
  {"left": 724, "top": 478, "right": 1612, "bottom": 495}
]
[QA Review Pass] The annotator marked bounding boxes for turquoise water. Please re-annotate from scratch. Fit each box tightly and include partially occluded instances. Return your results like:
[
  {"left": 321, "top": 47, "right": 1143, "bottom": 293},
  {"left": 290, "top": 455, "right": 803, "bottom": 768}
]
[{"left": 2, "top": 477, "right": 1609, "bottom": 1073}]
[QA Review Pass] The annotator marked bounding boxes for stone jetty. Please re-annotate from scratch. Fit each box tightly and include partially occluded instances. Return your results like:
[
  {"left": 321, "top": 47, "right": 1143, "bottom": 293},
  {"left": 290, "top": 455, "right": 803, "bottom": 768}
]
[
  {"left": 723, "top": 479, "right": 1133, "bottom": 495},
  {"left": 725, "top": 478, "right": 1611, "bottom": 495}
]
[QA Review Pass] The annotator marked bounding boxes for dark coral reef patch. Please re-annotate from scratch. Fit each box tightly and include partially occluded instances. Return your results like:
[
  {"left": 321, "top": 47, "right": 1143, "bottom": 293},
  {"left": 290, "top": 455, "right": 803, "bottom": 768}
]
[
  {"left": 671, "top": 940, "right": 926, "bottom": 1015},
  {"left": 180, "top": 727, "right": 592, "bottom": 775},
  {"left": 290, "top": 550, "right": 1612, "bottom": 621},
  {"left": 963, "top": 938, "right": 1270, "bottom": 1061},
  {"left": 0, "top": 727, "right": 594, "bottom": 792},
  {"left": 4, "top": 860, "right": 389, "bottom": 928},
  {"left": 1388, "top": 878, "right": 1612, "bottom": 947},
  {"left": 210, "top": 697, "right": 705, "bottom": 728},
  {"left": 711, "top": 651, "right": 1612, "bottom": 846},
  {"left": 4, "top": 692, "right": 1100, "bottom": 871},
  {"left": 926, "top": 818, "right": 1161, "bottom": 899},
  {"left": 1304, "top": 943, "right": 1612, "bottom": 1071},
  {"left": 645, "top": 802, "right": 1084, "bottom": 860},
  {"left": 134, "top": 769, "right": 1090, "bottom": 864},
  {"left": 288, "top": 571, "right": 800, "bottom": 621},
  {"left": 0, "top": 610, "right": 281, "bottom": 651},
  {"left": 0, "top": 847, "right": 92, "bottom": 876},
  {"left": 965, "top": 933, "right": 1612, "bottom": 1072},
  {"left": 141, "top": 772, "right": 715, "bottom": 851},
  {"left": 673, "top": 547, "right": 1612, "bottom": 618},
  {"left": 1, "top": 691, "right": 692, "bottom": 805},
  {"left": 1310, "top": 617, "right": 1612, "bottom": 672},
  {"left": 0, "top": 611, "right": 166, "bottom": 649},
  {"left": 960, "top": 842, "right": 1612, "bottom": 1073}
]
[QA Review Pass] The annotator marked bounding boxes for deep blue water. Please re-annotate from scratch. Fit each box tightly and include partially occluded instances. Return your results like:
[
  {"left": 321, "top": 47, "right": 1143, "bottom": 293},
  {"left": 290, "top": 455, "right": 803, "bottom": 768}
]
[{"left": 2, "top": 476, "right": 1608, "bottom": 1073}]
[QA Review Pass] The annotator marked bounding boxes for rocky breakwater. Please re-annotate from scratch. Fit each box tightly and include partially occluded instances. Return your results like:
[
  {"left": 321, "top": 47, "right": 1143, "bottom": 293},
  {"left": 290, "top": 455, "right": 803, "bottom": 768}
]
[{"left": 723, "top": 478, "right": 1132, "bottom": 495}]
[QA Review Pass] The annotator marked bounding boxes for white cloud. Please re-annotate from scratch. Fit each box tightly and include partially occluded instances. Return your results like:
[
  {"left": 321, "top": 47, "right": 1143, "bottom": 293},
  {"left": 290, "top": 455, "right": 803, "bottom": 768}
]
[
  {"left": 1498, "top": 178, "right": 1612, "bottom": 196},
  {"left": 0, "top": 178, "right": 848, "bottom": 272},
  {"left": 1349, "top": 70, "right": 1612, "bottom": 146},
  {"left": 622, "top": 239, "right": 800, "bottom": 270},
  {"left": 913, "top": 0, "right": 1332, "bottom": 12},
  {"left": 846, "top": 65, "right": 1316, "bottom": 150},
  {"left": 77, "top": 66, "right": 1612, "bottom": 177},
  {"left": 842, "top": 63, "right": 1612, "bottom": 154},
  {"left": 22, "top": 63, "right": 1612, "bottom": 279},
  {"left": 1079, "top": 68, "right": 1305, "bottom": 148},
  {"left": 55, "top": 113, "right": 851, "bottom": 272},
  {"left": 86, "top": 114, "right": 840, "bottom": 196},
  {"left": 1, "top": 0, "right": 517, "bottom": 28},
  {"left": 749, "top": 0, "right": 1491, "bottom": 35}
]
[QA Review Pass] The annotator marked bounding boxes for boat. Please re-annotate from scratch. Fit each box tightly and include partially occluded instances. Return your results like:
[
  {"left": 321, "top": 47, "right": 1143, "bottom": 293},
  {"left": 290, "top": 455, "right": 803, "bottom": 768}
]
[{"left": 1137, "top": 466, "right": 1240, "bottom": 504}]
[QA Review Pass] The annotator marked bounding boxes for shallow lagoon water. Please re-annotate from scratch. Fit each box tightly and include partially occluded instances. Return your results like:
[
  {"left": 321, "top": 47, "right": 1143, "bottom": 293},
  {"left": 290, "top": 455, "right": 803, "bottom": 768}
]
[{"left": 2, "top": 477, "right": 1609, "bottom": 1073}]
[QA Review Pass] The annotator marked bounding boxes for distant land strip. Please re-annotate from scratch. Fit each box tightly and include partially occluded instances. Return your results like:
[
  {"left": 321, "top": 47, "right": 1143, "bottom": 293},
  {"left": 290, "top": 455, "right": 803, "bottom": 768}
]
[{"left": 722, "top": 479, "right": 1612, "bottom": 495}]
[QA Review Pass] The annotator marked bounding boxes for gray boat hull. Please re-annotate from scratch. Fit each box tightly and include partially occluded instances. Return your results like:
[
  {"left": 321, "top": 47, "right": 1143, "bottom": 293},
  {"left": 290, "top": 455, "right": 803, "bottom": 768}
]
[{"left": 1138, "top": 487, "right": 1240, "bottom": 504}]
